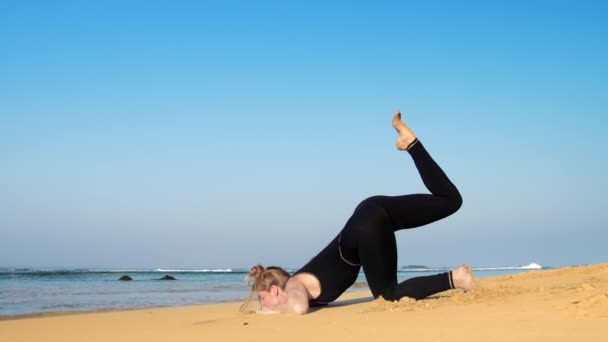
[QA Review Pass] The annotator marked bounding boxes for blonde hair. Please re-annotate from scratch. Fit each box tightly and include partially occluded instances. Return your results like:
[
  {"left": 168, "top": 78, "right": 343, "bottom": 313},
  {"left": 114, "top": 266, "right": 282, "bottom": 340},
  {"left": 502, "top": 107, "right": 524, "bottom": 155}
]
[{"left": 239, "top": 264, "right": 290, "bottom": 313}]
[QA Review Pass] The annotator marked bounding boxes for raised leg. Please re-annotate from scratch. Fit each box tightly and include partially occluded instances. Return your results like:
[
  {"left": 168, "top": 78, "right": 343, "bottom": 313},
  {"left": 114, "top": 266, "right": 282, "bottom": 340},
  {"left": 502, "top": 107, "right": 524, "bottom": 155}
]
[
  {"left": 356, "top": 140, "right": 462, "bottom": 232},
  {"left": 346, "top": 111, "right": 466, "bottom": 300}
]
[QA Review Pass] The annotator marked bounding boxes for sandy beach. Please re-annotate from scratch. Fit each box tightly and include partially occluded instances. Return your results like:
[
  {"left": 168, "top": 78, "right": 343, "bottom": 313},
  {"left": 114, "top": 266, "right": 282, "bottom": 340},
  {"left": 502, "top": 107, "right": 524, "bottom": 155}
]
[{"left": 1, "top": 264, "right": 607, "bottom": 342}]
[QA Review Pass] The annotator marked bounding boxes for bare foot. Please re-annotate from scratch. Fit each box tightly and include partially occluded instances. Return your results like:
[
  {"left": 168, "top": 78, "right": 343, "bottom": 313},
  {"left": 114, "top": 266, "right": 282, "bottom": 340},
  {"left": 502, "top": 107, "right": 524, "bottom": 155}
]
[
  {"left": 451, "top": 264, "right": 474, "bottom": 291},
  {"left": 392, "top": 109, "right": 417, "bottom": 151}
]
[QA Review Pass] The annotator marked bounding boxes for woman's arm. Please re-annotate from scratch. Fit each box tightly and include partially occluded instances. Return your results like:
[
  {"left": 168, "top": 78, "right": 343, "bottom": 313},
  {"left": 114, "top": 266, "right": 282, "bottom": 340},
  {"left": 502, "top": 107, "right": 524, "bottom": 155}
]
[
  {"left": 261, "top": 279, "right": 309, "bottom": 314},
  {"left": 284, "top": 280, "right": 310, "bottom": 314},
  {"left": 254, "top": 279, "right": 310, "bottom": 315}
]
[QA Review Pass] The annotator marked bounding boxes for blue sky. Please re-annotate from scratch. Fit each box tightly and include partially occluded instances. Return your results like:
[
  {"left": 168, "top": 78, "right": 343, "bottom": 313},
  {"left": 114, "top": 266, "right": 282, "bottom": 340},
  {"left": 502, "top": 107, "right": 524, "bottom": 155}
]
[{"left": 1, "top": 0, "right": 606, "bottom": 270}]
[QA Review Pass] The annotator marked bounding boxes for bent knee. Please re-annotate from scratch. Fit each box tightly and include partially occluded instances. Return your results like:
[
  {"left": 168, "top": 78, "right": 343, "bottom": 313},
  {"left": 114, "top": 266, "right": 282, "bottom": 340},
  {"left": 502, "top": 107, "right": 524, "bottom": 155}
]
[
  {"left": 434, "top": 193, "right": 463, "bottom": 221},
  {"left": 449, "top": 192, "right": 463, "bottom": 214},
  {"left": 376, "top": 287, "right": 401, "bottom": 302},
  {"left": 355, "top": 195, "right": 384, "bottom": 211}
]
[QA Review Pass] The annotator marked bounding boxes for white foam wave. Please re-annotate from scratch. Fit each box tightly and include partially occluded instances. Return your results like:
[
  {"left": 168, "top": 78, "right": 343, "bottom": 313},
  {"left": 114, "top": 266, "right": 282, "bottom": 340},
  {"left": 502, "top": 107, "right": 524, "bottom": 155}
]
[
  {"left": 399, "top": 263, "right": 543, "bottom": 272},
  {"left": 17, "top": 268, "right": 240, "bottom": 273},
  {"left": 471, "top": 263, "right": 543, "bottom": 271}
]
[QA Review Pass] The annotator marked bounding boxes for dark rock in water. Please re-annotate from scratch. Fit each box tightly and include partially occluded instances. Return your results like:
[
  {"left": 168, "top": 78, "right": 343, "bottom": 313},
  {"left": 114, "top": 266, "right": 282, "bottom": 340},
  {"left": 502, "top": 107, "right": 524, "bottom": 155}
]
[
  {"left": 160, "top": 275, "right": 176, "bottom": 280},
  {"left": 402, "top": 265, "right": 430, "bottom": 270},
  {"left": 119, "top": 275, "right": 133, "bottom": 281}
]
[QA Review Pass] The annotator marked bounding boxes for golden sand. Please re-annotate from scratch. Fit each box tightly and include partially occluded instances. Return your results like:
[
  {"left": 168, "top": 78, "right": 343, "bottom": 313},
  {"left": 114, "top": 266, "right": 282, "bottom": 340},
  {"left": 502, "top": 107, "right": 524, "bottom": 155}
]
[{"left": 1, "top": 264, "right": 607, "bottom": 342}]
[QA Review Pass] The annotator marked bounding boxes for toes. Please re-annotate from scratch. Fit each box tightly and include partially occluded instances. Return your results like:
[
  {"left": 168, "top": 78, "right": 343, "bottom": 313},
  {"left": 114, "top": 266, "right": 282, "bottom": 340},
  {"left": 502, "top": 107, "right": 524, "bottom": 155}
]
[{"left": 393, "top": 110, "right": 401, "bottom": 120}]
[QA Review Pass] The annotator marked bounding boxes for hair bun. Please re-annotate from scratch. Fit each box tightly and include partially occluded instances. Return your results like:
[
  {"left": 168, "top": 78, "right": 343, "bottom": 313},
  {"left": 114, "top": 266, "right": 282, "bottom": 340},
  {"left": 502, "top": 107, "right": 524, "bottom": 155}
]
[
  {"left": 245, "top": 264, "right": 265, "bottom": 284},
  {"left": 240, "top": 264, "right": 290, "bottom": 313}
]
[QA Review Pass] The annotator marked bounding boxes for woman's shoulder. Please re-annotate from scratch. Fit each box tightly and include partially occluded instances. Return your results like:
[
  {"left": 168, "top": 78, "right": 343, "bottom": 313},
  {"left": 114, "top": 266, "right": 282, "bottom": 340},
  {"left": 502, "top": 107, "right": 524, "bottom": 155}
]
[{"left": 289, "top": 273, "right": 321, "bottom": 300}]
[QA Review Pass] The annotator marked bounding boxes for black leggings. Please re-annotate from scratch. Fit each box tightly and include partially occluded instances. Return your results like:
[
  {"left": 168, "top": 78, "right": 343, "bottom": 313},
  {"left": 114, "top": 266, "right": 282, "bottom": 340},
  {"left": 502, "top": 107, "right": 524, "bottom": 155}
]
[
  {"left": 294, "top": 139, "right": 462, "bottom": 303},
  {"left": 340, "top": 139, "right": 463, "bottom": 301}
]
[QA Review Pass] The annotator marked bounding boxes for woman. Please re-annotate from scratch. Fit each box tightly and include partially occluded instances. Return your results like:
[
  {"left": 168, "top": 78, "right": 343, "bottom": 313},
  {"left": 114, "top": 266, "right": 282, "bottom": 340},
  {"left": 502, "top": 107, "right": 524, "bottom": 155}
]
[{"left": 241, "top": 110, "right": 473, "bottom": 315}]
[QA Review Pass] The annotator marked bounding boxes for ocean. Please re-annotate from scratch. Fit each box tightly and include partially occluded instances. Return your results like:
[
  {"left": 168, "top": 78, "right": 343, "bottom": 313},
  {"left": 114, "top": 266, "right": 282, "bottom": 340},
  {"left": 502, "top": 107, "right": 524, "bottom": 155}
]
[{"left": 0, "top": 263, "right": 550, "bottom": 318}]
